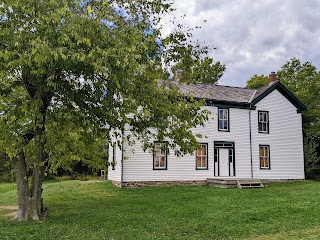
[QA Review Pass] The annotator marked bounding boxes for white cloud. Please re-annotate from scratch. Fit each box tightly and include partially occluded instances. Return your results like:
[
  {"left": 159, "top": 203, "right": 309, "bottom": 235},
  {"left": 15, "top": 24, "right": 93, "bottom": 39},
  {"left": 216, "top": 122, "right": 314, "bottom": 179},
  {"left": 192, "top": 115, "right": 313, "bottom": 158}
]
[{"left": 161, "top": 0, "right": 320, "bottom": 87}]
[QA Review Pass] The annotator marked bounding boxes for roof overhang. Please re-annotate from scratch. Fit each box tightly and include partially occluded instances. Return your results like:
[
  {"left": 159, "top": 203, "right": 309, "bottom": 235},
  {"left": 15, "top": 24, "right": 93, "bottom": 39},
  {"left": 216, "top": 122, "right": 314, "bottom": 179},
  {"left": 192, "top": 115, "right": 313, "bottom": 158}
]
[{"left": 204, "top": 99, "right": 256, "bottom": 110}]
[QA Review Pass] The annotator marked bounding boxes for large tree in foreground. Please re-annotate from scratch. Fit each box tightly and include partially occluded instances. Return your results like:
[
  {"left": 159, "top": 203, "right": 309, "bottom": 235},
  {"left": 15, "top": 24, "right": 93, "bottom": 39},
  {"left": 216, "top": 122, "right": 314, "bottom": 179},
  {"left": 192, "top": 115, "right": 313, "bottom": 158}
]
[{"left": 0, "top": 1, "right": 223, "bottom": 220}]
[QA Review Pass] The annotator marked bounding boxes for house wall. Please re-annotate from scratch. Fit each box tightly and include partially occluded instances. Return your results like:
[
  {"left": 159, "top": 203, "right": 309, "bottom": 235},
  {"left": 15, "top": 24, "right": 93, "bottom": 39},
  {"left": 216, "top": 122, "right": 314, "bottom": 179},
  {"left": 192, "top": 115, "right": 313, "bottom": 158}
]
[
  {"left": 251, "top": 89, "right": 305, "bottom": 179},
  {"left": 109, "top": 88, "right": 305, "bottom": 184},
  {"left": 107, "top": 133, "right": 122, "bottom": 182},
  {"left": 121, "top": 105, "right": 252, "bottom": 182}
]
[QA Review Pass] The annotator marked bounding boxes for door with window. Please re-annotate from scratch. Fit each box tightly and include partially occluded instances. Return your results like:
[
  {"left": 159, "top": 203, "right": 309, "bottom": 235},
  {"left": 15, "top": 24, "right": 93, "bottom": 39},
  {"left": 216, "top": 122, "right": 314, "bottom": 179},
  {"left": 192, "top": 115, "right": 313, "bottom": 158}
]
[{"left": 214, "top": 141, "right": 235, "bottom": 177}]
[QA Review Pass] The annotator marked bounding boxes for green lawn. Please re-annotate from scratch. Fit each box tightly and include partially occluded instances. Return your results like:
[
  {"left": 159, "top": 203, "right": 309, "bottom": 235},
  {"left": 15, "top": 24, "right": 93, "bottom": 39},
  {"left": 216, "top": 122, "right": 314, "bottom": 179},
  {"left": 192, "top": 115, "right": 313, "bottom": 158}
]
[{"left": 0, "top": 180, "right": 320, "bottom": 240}]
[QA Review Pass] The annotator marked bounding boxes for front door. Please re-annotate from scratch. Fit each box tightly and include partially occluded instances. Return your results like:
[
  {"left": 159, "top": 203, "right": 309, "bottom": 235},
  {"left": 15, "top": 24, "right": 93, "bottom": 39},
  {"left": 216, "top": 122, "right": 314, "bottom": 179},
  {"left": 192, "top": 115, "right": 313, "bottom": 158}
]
[
  {"left": 219, "top": 148, "right": 229, "bottom": 176},
  {"left": 214, "top": 141, "right": 235, "bottom": 177}
]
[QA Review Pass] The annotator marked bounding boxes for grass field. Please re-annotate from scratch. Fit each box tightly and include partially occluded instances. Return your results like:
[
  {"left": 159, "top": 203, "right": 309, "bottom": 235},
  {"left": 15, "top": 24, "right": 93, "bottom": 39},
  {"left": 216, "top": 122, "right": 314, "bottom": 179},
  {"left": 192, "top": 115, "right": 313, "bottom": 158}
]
[{"left": 0, "top": 180, "right": 320, "bottom": 240}]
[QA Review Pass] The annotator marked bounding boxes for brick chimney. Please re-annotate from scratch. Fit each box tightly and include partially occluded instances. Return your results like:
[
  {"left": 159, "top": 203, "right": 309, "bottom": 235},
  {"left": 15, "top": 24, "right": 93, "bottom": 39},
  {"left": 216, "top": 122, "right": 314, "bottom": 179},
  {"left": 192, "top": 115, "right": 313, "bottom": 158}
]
[
  {"left": 268, "top": 71, "right": 277, "bottom": 86},
  {"left": 175, "top": 69, "right": 183, "bottom": 80}
]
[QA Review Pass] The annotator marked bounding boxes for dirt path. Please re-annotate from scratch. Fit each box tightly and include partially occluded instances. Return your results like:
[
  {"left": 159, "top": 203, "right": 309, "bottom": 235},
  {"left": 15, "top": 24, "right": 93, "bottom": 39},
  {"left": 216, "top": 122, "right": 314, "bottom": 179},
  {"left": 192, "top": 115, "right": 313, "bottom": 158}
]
[{"left": 0, "top": 205, "right": 17, "bottom": 217}]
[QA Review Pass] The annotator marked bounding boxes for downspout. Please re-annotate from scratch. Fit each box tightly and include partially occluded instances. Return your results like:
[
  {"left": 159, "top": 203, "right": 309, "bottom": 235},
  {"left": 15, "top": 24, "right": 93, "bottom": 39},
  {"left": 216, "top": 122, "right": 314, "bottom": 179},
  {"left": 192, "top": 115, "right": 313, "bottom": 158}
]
[
  {"left": 248, "top": 90, "right": 257, "bottom": 179},
  {"left": 120, "top": 131, "right": 124, "bottom": 189},
  {"left": 249, "top": 107, "right": 253, "bottom": 179}
]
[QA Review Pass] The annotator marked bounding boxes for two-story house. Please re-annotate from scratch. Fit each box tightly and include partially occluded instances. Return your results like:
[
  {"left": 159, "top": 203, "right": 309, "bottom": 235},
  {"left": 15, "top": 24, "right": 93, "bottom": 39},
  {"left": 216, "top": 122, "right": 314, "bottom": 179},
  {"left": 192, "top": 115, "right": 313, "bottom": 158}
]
[{"left": 108, "top": 72, "right": 307, "bottom": 187}]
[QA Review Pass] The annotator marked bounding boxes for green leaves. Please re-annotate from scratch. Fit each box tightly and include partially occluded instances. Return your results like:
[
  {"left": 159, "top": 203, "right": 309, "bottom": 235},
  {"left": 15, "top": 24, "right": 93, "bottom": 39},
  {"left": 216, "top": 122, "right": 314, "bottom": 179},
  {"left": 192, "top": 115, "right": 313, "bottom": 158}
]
[
  {"left": 277, "top": 58, "right": 320, "bottom": 137},
  {"left": 246, "top": 74, "right": 269, "bottom": 89},
  {"left": 0, "top": 0, "right": 219, "bottom": 175}
]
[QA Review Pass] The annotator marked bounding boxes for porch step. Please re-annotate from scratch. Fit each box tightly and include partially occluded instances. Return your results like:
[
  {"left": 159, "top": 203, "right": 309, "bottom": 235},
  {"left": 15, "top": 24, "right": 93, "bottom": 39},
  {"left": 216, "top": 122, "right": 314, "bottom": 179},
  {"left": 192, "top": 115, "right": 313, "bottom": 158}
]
[
  {"left": 236, "top": 180, "right": 264, "bottom": 189},
  {"left": 207, "top": 178, "right": 237, "bottom": 188}
]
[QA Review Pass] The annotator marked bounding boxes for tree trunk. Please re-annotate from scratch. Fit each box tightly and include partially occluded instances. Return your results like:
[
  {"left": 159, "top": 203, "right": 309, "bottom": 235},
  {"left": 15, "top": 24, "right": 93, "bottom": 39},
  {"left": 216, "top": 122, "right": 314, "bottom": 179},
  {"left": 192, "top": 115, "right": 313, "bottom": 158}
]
[
  {"left": 13, "top": 153, "right": 29, "bottom": 221},
  {"left": 29, "top": 142, "right": 47, "bottom": 221},
  {"left": 13, "top": 150, "right": 48, "bottom": 221},
  {"left": 18, "top": 72, "right": 52, "bottom": 221}
]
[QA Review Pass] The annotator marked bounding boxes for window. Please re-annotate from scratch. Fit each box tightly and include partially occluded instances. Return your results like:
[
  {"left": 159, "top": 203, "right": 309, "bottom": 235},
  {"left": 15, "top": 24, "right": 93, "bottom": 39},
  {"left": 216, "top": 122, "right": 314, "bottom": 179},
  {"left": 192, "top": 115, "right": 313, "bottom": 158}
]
[
  {"left": 218, "top": 108, "right": 229, "bottom": 131},
  {"left": 153, "top": 142, "right": 167, "bottom": 170},
  {"left": 258, "top": 111, "right": 269, "bottom": 133},
  {"left": 111, "top": 142, "right": 116, "bottom": 170},
  {"left": 196, "top": 144, "right": 208, "bottom": 170},
  {"left": 259, "top": 145, "right": 270, "bottom": 169}
]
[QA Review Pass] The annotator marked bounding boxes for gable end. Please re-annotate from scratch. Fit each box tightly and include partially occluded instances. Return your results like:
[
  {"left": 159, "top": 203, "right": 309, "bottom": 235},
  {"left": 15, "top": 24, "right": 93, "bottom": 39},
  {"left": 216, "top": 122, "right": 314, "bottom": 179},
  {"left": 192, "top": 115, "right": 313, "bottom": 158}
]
[{"left": 251, "top": 82, "right": 307, "bottom": 112}]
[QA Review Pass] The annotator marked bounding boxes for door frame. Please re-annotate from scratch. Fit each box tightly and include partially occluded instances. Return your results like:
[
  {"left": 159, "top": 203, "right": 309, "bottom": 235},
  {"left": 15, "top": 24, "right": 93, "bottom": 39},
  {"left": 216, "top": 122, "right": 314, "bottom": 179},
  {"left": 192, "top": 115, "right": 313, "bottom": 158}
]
[{"left": 214, "top": 141, "right": 235, "bottom": 177}]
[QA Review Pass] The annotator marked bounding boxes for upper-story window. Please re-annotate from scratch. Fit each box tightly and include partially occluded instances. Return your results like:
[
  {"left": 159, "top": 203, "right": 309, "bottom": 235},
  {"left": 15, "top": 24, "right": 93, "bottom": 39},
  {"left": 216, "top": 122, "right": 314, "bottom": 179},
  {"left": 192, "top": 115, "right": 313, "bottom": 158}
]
[
  {"left": 153, "top": 142, "right": 168, "bottom": 170},
  {"left": 258, "top": 111, "right": 269, "bottom": 133},
  {"left": 218, "top": 108, "right": 229, "bottom": 131}
]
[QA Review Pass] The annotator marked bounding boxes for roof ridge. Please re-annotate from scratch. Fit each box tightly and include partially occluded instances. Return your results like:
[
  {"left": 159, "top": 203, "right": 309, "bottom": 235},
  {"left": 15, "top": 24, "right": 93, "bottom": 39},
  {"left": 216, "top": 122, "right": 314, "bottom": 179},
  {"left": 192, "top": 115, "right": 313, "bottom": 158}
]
[
  {"left": 249, "top": 89, "right": 257, "bottom": 103},
  {"left": 195, "top": 83, "right": 255, "bottom": 90}
]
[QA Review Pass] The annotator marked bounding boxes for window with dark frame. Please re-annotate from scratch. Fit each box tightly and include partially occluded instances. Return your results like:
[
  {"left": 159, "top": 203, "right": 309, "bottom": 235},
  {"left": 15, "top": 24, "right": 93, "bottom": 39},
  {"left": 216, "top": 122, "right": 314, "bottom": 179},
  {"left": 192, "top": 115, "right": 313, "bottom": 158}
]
[
  {"left": 218, "top": 108, "right": 229, "bottom": 131},
  {"left": 259, "top": 145, "right": 270, "bottom": 169},
  {"left": 196, "top": 144, "right": 208, "bottom": 170},
  {"left": 258, "top": 111, "right": 269, "bottom": 133},
  {"left": 153, "top": 142, "right": 167, "bottom": 170},
  {"left": 111, "top": 142, "right": 116, "bottom": 170}
]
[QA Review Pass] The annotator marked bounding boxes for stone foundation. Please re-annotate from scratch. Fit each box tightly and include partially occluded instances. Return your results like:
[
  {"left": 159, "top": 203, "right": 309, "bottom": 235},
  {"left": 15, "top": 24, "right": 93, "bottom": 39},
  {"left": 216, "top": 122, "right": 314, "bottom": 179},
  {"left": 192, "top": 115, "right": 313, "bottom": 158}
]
[{"left": 111, "top": 180, "right": 207, "bottom": 188}]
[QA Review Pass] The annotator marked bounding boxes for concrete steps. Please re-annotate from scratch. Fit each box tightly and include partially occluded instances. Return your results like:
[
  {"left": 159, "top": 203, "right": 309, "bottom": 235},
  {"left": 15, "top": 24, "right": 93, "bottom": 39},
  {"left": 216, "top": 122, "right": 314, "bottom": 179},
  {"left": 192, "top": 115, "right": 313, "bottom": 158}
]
[
  {"left": 207, "top": 178, "right": 267, "bottom": 189},
  {"left": 236, "top": 180, "right": 264, "bottom": 189}
]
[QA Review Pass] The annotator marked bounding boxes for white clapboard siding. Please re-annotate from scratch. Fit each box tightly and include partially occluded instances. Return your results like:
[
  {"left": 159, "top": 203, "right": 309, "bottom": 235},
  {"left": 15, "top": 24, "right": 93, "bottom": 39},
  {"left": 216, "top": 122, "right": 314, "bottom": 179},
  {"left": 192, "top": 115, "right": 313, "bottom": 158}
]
[
  {"left": 251, "top": 89, "right": 304, "bottom": 179},
  {"left": 107, "top": 136, "right": 122, "bottom": 182},
  {"left": 122, "top": 105, "right": 252, "bottom": 182},
  {"left": 110, "top": 88, "right": 305, "bottom": 182}
]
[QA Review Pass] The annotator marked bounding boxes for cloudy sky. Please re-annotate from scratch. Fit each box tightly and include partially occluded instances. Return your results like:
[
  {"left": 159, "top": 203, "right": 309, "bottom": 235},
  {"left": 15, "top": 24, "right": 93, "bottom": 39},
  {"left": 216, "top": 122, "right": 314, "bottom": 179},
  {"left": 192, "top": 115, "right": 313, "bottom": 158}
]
[{"left": 161, "top": 0, "right": 320, "bottom": 87}]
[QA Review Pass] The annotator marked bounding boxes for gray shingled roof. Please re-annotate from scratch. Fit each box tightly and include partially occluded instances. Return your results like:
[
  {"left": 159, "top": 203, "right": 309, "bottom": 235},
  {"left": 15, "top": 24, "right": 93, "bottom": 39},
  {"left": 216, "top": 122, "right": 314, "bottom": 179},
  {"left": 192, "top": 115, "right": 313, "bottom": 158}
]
[
  {"left": 158, "top": 79, "right": 307, "bottom": 110},
  {"left": 252, "top": 81, "right": 278, "bottom": 99},
  {"left": 173, "top": 82, "right": 256, "bottom": 104},
  {"left": 159, "top": 80, "right": 279, "bottom": 105}
]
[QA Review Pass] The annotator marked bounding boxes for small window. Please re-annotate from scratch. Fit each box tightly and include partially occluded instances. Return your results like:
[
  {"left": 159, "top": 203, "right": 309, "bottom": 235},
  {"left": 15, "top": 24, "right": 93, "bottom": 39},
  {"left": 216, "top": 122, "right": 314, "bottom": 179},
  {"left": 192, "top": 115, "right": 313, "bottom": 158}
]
[
  {"left": 218, "top": 109, "right": 229, "bottom": 131},
  {"left": 196, "top": 144, "right": 208, "bottom": 170},
  {"left": 111, "top": 142, "right": 116, "bottom": 170},
  {"left": 153, "top": 142, "right": 167, "bottom": 170},
  {"left": 260, "top": 145, "right": 270, "bottom": 169},
  {"left": 258, "top": 111, "right": 269, "bottom": 133}
]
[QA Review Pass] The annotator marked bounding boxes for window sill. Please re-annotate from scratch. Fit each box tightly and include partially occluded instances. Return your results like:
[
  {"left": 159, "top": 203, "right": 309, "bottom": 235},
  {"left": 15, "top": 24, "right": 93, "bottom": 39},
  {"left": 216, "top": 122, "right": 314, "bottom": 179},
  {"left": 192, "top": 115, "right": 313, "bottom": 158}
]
[{"left": 218, "top": 129, "right": 230, "bottom": 132}]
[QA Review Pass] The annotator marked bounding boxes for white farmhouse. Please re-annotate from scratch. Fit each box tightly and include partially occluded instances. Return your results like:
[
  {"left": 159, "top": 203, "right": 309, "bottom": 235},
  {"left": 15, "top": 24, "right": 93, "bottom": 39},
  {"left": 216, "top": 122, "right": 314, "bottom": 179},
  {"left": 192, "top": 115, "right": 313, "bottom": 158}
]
[{"left": 108, "top": 72, "right": 307, "bottom": 187}]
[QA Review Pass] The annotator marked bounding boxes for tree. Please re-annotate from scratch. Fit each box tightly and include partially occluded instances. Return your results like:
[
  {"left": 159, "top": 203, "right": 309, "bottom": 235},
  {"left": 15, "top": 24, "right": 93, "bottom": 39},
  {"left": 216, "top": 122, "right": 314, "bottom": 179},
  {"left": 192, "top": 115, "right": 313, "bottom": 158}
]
[
  {"left": 0, "top": 1, "right": 223, "bottom": 220},
  {"left": 172, "top": 57, "right": 226, "bottom": 84},
  {"left": 303, "top": 136, "right": 320, "bottom": 179},
  {"left": 245, "top": 74, "right": 269, "bottom": 89},
  {"left": 0, "top": 151, "right": 12, "bottom": 182},
  {"left": 277, "top": 58, "right": 320, "bottom": 138}
]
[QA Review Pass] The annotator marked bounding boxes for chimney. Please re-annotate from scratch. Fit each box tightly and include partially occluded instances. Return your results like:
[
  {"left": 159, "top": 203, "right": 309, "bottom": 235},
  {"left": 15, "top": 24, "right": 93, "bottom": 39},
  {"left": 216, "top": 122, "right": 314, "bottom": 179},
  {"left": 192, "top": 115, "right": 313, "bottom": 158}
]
[
  {"left": 175, "top": 69, "right": 183, "bottom": 80},
  {"left": 268, "top": 71, "right": 277, "bottom": 85}
]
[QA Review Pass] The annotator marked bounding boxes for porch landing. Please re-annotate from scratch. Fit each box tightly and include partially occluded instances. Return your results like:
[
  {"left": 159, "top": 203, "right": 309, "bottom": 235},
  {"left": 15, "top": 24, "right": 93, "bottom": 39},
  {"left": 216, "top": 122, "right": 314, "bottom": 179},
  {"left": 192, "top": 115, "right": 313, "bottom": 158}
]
[{"left": 207, "top": 178, "right": 268, "bottom": 188}]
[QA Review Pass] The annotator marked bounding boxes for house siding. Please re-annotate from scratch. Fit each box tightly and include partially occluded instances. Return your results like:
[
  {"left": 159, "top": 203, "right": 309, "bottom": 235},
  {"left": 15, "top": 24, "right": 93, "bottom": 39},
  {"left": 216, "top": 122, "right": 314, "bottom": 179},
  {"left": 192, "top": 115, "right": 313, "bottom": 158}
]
[
  {"left": 109, "top": 88, "right": 305, "bottom": 184},
  {"left": 251, "top": 89, "right": 304, "bottom": 179},
  {"left": 107, "top": 134, "right": 122, "bottom": 182},
  {"left": 121, "top": 106, "right": 252, "bottom": 182}
]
